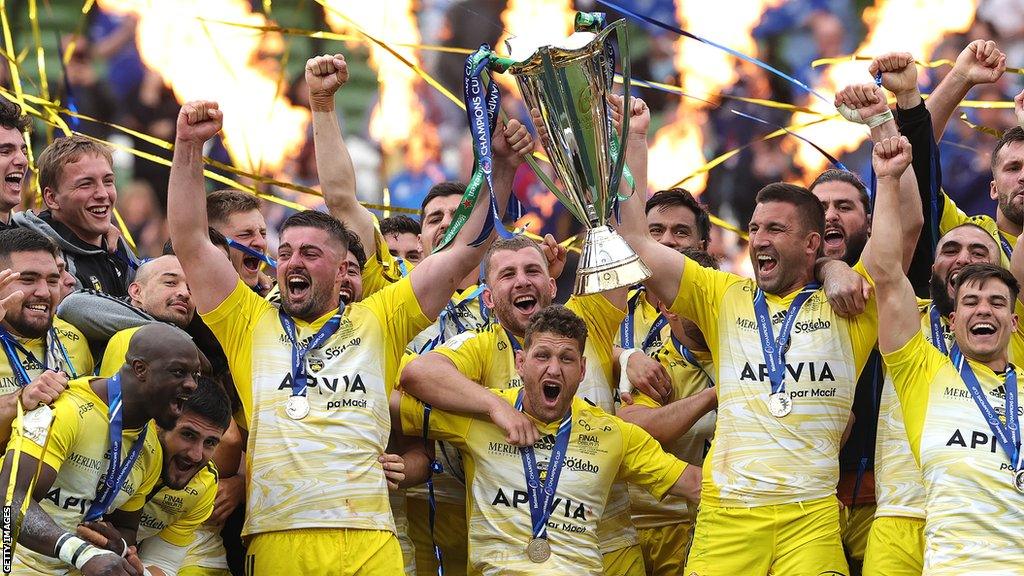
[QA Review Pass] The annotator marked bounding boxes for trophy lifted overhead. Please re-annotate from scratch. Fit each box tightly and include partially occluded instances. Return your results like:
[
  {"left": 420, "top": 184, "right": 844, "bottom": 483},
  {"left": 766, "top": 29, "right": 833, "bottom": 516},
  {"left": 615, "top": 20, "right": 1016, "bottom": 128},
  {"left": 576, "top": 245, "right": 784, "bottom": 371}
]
[{"left": 463, "top": 11, "right": 651, "bottom": 295}]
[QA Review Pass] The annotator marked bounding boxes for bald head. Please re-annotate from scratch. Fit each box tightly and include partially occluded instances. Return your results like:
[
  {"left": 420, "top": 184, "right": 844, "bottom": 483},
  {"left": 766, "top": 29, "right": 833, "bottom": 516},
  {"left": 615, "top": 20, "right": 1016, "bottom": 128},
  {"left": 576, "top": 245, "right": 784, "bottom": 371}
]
[
  {"left": 129, "top": 255, "right": 195, "bottom": 328},
  {"left": 124, "top": 323, "right": 202, "bottom": 430},
  {"left": 126, "top": 324, "right": 198, "bottom": 364}
]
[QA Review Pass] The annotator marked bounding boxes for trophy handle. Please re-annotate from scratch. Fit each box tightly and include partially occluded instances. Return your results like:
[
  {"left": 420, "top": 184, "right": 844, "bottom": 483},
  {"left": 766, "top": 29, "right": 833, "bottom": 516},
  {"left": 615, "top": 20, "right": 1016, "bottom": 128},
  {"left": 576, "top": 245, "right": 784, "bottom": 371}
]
[{"left": 603, "top": 20, "right": 631, "bottom": 205}]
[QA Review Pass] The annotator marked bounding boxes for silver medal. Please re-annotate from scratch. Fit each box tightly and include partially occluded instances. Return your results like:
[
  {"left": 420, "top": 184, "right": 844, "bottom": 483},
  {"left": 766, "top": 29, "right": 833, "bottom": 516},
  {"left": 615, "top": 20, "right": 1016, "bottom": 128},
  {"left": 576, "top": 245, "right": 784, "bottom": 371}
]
[
  {"left": 1014, "top": 469, "right": 1024, "bottom": 494},
  {"left": 526, "top": 538, "right": 551, "bottom": 563},
  {"left": 767, "top": 392, "right": 792, "bottom": 418},
  {"left": 285, "top": 395, "right": 310, "bottom": 420}
]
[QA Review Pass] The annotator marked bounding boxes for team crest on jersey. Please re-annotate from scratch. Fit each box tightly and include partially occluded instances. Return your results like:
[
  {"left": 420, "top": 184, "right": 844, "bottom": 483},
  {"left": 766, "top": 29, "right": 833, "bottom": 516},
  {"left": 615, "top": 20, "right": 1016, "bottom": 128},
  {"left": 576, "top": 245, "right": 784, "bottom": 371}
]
[{"left": 307, "top": 358, "right": 325, "bottom": 374}]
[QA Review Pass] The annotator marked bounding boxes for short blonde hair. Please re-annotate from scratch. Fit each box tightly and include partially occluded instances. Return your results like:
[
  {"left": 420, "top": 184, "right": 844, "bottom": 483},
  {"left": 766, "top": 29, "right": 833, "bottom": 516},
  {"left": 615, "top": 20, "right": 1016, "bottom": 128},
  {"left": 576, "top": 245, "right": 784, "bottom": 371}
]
[{"left": 37, "top": 135, "right": 113, "bottom": 194}]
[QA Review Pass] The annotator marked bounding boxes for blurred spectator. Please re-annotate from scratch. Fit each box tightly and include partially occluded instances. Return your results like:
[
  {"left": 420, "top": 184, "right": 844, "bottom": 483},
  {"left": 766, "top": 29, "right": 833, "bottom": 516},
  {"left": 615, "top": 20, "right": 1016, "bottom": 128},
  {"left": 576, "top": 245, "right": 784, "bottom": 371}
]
[
  {"left": 59, "top": 35, "right": 117, "bottom": 141},
  {"left": 117, "top": 180, "right": 168, "bottom": 258},
  {"left": 386, "top": 123, "right": 452, "bottom": 211},
  {"left": 123, "top": 69, "right": 178, "bottom": 214},
  {"left": 87, "top": 9, "right": 145, "bottom": 104}
]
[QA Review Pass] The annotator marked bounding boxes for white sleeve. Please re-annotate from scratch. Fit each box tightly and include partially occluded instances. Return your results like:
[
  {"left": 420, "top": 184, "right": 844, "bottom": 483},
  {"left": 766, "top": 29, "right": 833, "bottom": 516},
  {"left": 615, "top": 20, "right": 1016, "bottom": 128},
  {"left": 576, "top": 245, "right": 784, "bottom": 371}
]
[{"left": 138, "top": 536, "right": 188, "bottom": 576}]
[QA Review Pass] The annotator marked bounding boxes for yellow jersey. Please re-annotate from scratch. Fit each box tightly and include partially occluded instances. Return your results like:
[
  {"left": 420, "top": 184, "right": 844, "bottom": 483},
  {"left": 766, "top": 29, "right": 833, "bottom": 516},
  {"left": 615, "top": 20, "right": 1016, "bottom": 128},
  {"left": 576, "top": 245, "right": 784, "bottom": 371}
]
[
  {"left": 409, "top": 284, "right": 491, "bottom": 354},
  {"left": 98, "top": 326, "right": 139, "bottom": 378},
  {"left": 400, "top": 388, "right": 686, "bottom": 576},
  {"left": 669, "top": 260, "right": 878, "bottom": 506},
  {"left": 138, "top": 462, "right": 218, "bottom": 545},
  {"left": 883, "top": 331, "right": 1024, "bottom": 575},
  {"left": 875, "top": 298, "right": 1024, "bottom": 523},
  {"left": 938, "top": 191, "right": 1016, "bottom": 269},
  {"left": 362, "top": 226, "right": 408, "bottom": 299},
  {"left": 626, "top": 341, "right": 715, "bottom": 530},
  {"left": 430, "top": 295, "right": 638, "bottom": 553},
  {"left": 0, "top": 318, "right": 93, "bottom": 394},
  {"left": 7, "top": 377, "right": 162, "bottom": 574},
  {"left": 200, "top": 277, "right": 430, "bottom": 537}
]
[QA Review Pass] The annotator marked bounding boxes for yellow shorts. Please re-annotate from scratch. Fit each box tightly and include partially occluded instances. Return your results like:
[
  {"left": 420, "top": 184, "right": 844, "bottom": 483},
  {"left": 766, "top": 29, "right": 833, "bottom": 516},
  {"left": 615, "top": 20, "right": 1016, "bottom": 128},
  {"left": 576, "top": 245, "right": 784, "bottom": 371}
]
[
  {"left": 179, "top": 568, "right": 232, "bottom": 576},
  {"left": 244, "top": 528, "right": 402, "bottom": 576},
  {"left": 840, "top": 503, "right": 875, "bottom": 565},
  {"left": 602, "top": 543, "right": 645, "bottom": 576},
  {"left": 407, "top": 497, "right": 468, "bottom": 576},
  {"left": 637, "top": 522, "right": 693, "bottom": 576},
  {"left": 862, "top": 516, "right": 924, "bottom": 576},
  {"left": 684, "top": 496, "right": 848, "bottom": 576}
]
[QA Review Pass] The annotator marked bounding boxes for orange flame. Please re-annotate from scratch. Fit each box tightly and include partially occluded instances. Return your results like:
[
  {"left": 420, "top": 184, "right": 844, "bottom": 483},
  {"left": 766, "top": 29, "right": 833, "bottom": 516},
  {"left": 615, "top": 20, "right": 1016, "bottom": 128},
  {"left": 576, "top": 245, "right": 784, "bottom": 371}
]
[
  {"left": 648, "top": 0, "right": 777, "bottom": 193},
  {"left": 495, "top": 1, "right": 576, "bottom": 98},
  {"left": 792, "top": 0, "right": 978, "bottom": 176},
  {"left": 322, "top": 1, "right": 424, "bottom": 158},
  {"left": 97, "top": 0, "right": 310, "bottom": 175}
]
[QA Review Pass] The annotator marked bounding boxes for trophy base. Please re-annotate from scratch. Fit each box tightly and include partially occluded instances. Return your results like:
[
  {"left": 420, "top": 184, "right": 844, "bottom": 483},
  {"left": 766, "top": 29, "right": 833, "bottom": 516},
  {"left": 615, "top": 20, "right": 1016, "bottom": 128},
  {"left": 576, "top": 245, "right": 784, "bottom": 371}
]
[{"left": 573, "top": 226, "right": 651, "bottom": 295}]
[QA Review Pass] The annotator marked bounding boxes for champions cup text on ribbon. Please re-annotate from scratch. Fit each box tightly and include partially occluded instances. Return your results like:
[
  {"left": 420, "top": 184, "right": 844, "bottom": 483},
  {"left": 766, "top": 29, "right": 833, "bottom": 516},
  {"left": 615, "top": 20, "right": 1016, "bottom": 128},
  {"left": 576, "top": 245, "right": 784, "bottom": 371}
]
[
  {"left": 514, "top": 388, "right": 572, "bottom": 554},
  {"left": 950, "top": 344, "right": 1024, "bottom": 478},
  {"left": 84, "top": 373, "right": 148, "bottom": 522},
  {"left": 752, "top": 283, "right": 820, "bottom": 411},
  {"left": 434, "top": 46, "right": 513, "bottom": 253}
]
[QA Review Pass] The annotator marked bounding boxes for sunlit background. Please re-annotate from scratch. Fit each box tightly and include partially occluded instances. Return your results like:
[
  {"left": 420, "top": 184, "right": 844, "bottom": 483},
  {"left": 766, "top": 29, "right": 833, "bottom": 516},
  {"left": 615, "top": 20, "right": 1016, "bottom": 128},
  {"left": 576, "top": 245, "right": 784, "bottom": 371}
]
[{"left": 3, "top": 0, "right": 1022, "bottom": 274}]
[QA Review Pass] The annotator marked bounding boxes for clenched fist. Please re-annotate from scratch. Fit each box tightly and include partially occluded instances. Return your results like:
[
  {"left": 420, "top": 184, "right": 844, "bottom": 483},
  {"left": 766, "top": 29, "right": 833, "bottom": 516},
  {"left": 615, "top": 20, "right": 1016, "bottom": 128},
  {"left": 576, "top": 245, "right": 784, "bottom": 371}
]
[
  {"left": 306, "top": 53, "right": 349, "bottom": 112},
  {"left": 176, "top": 101, "right": 223, "bottom": 144}
]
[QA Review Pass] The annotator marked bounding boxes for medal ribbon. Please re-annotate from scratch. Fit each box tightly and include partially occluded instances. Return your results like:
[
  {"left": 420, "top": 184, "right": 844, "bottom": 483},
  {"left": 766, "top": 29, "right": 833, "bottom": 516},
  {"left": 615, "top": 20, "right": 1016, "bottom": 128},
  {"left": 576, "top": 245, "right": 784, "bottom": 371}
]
[
  {"left": 278, "top": 307, "right": 344, "bottom": 398},
  {"left": 83, "top": 373, "right": 148, "bottom": 521},
  {"left": 670, "top": 333, "right": 713, "bottom": 384},
  {"left": 503, "top": 327, "right": 523, "bottom": 353},
  {"left": 435, "top": 46, "right": 506, "bottom": 252},
  {"left": 619, "top": 288, "right": 667, "bottom": 352},
  {"left": 1000, "top": 234, "right": 1014, "bottom": 261},
  {"left": 417, "top": 285, "right": 490, "bottom": 353},
  {"left": 752, "top": 283, "right": 820, "bottom": 397},
  {"left": 0, "top": 325, "right": 76, "bottom": 387},
  {"left": 515, "top": 388, "right": 572, "bottom": 542},
  {"left": 227, "top": 238, "right": 277, "bottom": 269},
  {"left": 928, "top": 304, "right": 949, "bottom": 355},
  {"left": 950, "top": 344, "right": 1023, "bottom": 472}
]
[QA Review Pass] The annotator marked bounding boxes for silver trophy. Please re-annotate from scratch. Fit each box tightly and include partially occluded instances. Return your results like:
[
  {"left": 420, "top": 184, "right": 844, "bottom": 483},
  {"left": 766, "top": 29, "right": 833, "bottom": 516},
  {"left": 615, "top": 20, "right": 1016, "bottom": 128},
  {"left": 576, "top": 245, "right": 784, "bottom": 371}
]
[{"left": 503, "top": 14, "right": 650, "bottom": 294}]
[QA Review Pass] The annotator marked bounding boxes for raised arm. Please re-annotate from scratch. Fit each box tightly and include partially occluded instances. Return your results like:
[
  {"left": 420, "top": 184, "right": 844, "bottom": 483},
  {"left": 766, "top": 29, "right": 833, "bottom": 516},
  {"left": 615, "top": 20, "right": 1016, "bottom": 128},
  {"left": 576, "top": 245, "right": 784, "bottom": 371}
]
[
  {"left": 399, "top": 352, "right": 539, "bottom": 446},
  {"left": 610, "top": 95, "right": 686, "bottom": 307},
  {"left": 925, "top": 40, "right": 1005, "bottom": 142},
  {"left": 306, "top": 54, "right": 377, "bottom": 254},
  {"left": 863, "top": 135, "right": 919, "bottom": 354},
  {"left": 617, "top": 386, "right": 716, "bottom": 445},
  {"left": 836, "top": 83, "right": 923, "bottom": 273},
  {"left": 408, "top": 120, "right": 532, "bottom": 320},
  {"left": 166, "top": 102, "right": 240, "bottom": 314}
]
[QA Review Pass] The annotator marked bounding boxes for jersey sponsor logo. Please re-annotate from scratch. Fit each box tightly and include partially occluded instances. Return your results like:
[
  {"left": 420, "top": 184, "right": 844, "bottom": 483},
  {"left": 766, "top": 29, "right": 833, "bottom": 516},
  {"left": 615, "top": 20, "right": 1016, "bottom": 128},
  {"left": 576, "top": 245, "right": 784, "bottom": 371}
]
[
  {"left": 43, "top": 488, "right": 94, "bottom": 515},
  {"left": 327, "top": 397, "right": 368, "bottom": 409},
  {"left": 945, "top": 428, "right": 1003, "bottom": 454},
  {"left": 735, "top": 318, "right": 756, "bottom": 331},
  {"left": 738, "top": 361, "right": 836, "bottom": 383},
  {"left": 54, "top": 328, "right": 79, "bottom": 341},
  {"left": 487, "top": 441, "right": 520, "bottom": 457},
  {"left": 793, "top": 319, "right": 831, "bottom": 334},
  {"left": 139, "top": 514, "right": 167, "bottom": 530},
  {"left": 563, "top": 456, "right": 599, "bottom": 474},
  {"left": 323, "top": 338, "right": 361, "bottom": 359},
  {"left": 489, "top": 488, "right": 588, "bottom": 520},
  {"left": 66, "top": 452, "right": 105, "bottom": 471},
  {"left": 497, "top": 341, "right": 508, "bottom": 351},
  {"left": 277, "top": 372, "right": 367, "bottom": 395}
]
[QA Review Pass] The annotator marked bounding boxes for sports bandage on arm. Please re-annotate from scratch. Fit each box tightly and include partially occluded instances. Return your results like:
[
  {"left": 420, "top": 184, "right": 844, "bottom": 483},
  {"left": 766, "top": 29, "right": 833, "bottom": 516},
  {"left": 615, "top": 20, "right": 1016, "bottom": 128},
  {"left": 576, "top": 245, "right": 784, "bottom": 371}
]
[
  {"left": 618, "top": 348, "right": 638, "bottom": 398},
  {"left": 837, "top": 104, "right": 894, "bottom": 128},
  {"left": 55, "top": 533, "right": 118, "bottom": 570}
]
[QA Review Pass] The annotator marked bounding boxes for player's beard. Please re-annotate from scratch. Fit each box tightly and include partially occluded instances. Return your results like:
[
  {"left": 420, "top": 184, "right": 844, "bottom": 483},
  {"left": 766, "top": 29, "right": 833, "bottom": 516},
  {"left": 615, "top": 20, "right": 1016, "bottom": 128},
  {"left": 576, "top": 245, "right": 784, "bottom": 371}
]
[
  {"left": 930, "top": 272, "right": 955, "bottom": 318},
  {"left": 840, "top": 227, "right": 869, "bottom": 266},
  {"left": 998, "top": 189, "right": 1024, "bottom": 227}
]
